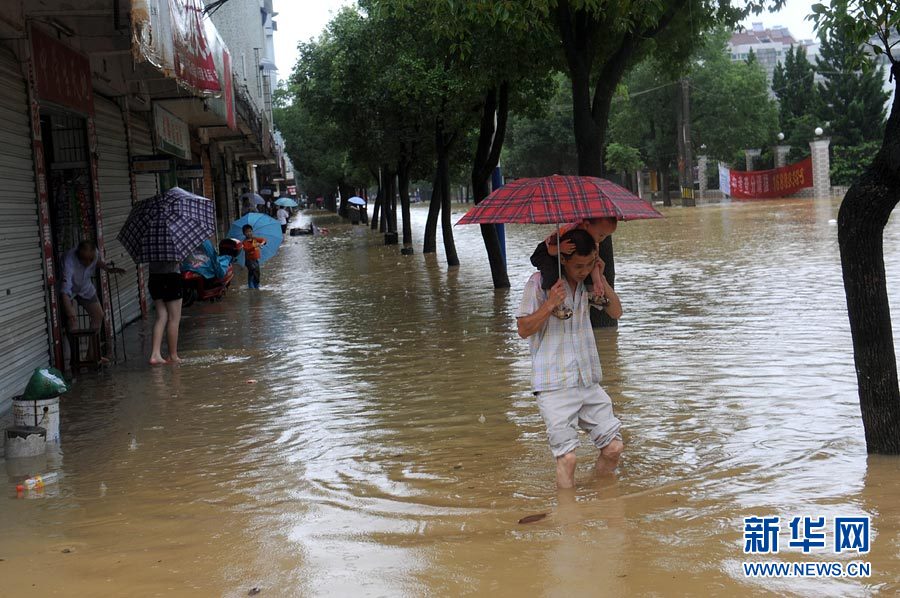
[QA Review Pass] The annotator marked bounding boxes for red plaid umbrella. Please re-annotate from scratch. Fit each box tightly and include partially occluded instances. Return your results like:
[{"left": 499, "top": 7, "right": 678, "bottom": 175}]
[{"left": 456, "top": 175, "right": 662, "bottom": 225}]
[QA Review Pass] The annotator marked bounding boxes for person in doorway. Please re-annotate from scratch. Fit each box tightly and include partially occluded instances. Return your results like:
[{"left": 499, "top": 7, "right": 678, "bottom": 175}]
[
  {"left": 242, "top": 224, "right": 267, "bottom": 289},
  {"left": 530, "top": 217, "right": 618, "bottom": 318},
  {"left": 516, "top": 228, "right": 624, "bottom": 489},
  {"left": 60, "top": 240, "right": 124, "bottom": 363},
  {"left": 148, "top": 261, "right": 183, "bottom": 365},
  {"left": 276, "top": 205, "right": 290, "bottom": 234},
  {"left": 240, "top": 188, "right": 257, "bottom": 216}
]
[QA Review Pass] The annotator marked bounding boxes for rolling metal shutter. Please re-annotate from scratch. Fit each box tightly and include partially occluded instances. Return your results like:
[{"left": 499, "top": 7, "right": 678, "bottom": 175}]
[
  {"left": 94, "top": 96, "right": 141, "bottom": 329},
  {"left": 0, "top": 50, "right": 50, "bottom": 410},
  {"left": 128, "top": 110, "right": 158, "bottom": 304}
]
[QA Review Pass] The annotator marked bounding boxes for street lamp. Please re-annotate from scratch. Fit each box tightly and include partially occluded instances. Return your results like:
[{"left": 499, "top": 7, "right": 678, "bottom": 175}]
[
  {"left": 777, "top": 132, "right": 785, "bottom": 141},
  {"left": 814, "top": 127, "right": 824, "bottom": 137}
]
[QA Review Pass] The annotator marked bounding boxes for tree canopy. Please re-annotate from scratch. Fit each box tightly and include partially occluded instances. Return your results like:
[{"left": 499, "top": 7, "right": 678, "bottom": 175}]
[
  {"left": 772, "top": 45, "right": 820, "bottom": 152},
  {"left": 691, "top": 29, "right": 778, "bottom": 163},
  {"left": 815, "top": 22, "right": 890, "bottom": 148}
]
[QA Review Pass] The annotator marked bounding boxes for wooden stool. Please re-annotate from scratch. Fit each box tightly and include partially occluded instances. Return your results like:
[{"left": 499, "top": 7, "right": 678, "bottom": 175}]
[{"left": 68, "top": 329, "right": 101, "bottom": 371}]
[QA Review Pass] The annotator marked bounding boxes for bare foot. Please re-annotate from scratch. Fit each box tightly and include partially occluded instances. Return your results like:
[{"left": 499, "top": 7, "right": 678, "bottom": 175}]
[
  {"left": 167, "top": 355, "right": 183, "bottom": 364},
  {"left": 149, "top": 355, "right": 166, "bottom": 366}
]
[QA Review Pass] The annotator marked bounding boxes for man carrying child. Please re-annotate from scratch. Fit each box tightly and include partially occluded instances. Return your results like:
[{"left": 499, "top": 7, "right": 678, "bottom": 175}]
[{"left": 516, "top": 227, "right": 624, "bottom": 489}]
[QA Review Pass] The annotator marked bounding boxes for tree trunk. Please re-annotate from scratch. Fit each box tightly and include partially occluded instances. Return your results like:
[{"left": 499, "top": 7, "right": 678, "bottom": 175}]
[
  {"left": 423, "top": 166, "right": 441, "bottom": 254},
  {"left": 557, "top": 0, "right": 684, "bottom": 328},
  {"left": 338, "top": 182, "right": 353, "bottom": 219},
  {"left": 390, "top": 173, "right": 398, "bottom": 234},
  {"left": 398, "top": 161, "right": 413, "bottom": 249},
  {"left": 840, "top": 68, "right": 900, "bottom": 453},
  {"left": 471, "top": 84, "right": 511, "bottom": 289},
  {"left": 379, "top": 165, "right": 391, "bottom": 233},
  {"left": 438, "top": 145, "right": 460, "bottom": 268},
  {"left": 557, "top": 3, "right": 612, "bottom": 327},
  {"left": 381, "top": 165, "right": 397, "bottom": 235},
  {"left": 371, "top": 185, "right": 381, "bottom": 231},
  {"left": 563, "top": 48, "right": 615, "bottom": 327},
  {"left": 661, "top": 167, "right": 672, "bottom": 207},
  {"left": 573, "top": 72, "right": 616, "bottom": 327},
  {"left": 569, "top": 69, "right": 604, "bottom": 177}
]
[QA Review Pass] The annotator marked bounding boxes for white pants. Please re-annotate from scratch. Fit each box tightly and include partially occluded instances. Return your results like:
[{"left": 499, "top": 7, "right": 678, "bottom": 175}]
[{"left": 536, "top": 384, "right": 622, "bottom": 457}]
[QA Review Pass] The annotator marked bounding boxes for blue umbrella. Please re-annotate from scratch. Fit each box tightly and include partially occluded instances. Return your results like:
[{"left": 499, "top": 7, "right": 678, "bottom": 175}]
[
  {"left": 241, "top": 192, "right": 265, "bottom": 206},
  {"left": 228, "top": 213, "right": 282, "bottom": 266},
  {"left": 117, "top": 187, "right": 216, "bottom": 263},
  {"left": 275, "top": 197, "right": 299, "bottom": 207},
  {"left": 347, "top": 196, "right": 366, "bottom": 206}
]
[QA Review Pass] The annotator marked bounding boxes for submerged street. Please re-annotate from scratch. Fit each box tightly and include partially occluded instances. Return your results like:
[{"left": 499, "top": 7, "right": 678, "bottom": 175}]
[{"left": 2, "top": 199, "right": 900, "bottom": 596}]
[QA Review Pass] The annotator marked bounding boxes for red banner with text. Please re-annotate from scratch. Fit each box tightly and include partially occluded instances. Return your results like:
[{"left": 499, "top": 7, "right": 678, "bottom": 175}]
[{"left": 729, "top": 157, "right": 813, "bottom": 199}]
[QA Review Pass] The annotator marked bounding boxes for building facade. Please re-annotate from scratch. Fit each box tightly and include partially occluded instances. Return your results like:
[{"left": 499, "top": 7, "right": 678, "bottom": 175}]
[
  {"left": 728, "top": 23, "right": 820, "bottom": 93},
  {"left": 0, "top": 0, "right": 285, "bottom": 411}
]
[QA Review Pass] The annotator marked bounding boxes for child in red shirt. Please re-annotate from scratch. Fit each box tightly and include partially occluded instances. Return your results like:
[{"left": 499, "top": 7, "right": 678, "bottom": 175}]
[{"left": 242, "top": 224, "right": 267, "bottom": 289}]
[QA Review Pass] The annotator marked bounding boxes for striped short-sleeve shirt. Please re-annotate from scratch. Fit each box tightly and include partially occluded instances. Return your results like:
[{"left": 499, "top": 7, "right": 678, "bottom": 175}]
[{"left": 516, "top": 272, "right": 603, "bottom": 393}]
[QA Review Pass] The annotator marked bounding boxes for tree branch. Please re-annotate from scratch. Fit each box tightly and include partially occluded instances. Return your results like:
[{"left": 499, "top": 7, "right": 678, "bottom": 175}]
[{"left": 590, "top": 0, "right": 687, "bottom": 120}]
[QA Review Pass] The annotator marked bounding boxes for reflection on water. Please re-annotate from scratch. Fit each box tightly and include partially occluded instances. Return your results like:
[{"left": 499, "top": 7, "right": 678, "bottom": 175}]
[{"left": 2, "top": 199, "right": 899, "bottom": 596}]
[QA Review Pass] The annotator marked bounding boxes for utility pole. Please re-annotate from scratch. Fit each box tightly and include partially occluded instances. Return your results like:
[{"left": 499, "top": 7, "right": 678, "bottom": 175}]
[{"left": 680, "top": 77, "right": 696, "bottom": 207}]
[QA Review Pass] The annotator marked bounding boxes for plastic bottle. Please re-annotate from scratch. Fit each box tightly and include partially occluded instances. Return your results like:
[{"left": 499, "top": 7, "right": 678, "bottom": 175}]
[{"left": 16, "top": 472, "right": 59, "bottom": 493}]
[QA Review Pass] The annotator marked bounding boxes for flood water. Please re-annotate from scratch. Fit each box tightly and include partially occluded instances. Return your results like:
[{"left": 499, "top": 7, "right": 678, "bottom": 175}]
[{"left": 2, "top": 198, "right": 900, "bottom": 597}]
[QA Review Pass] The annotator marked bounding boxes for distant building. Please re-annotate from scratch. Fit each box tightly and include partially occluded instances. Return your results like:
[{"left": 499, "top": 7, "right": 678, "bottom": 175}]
[
  {"left": 729, "top": 23, "right": 893, "bottom": 111},
  {"left": 209, "top": 0, "right": 285, "bottom": 193},
  {"left": 728, "top": 23, "right": 819, "bottom": 94}
]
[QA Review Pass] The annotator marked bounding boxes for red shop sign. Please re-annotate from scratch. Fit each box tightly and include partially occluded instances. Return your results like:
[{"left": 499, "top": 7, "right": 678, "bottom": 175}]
[
  {"left": 171, "top": 0, "right": 221, "bottom": 95},
  {"left": 30, "top": 26, "right": 94, "bottom": 115}
]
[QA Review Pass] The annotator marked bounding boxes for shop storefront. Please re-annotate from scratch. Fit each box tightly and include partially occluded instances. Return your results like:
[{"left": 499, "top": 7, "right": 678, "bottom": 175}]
[
  {"left": 23, "top": 27, "right": 147, "bottom": 369},
  {"left": 0, "top": 47, "right": 49, "bottom": 408}
]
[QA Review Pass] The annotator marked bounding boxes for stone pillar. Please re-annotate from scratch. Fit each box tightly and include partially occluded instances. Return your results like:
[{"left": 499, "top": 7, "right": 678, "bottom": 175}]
[
  {"left": 744, "top": 148, "right": 761, "bottom": 171},
  {"left": 774, "top": 145, "right": 791, "bottom": 168},
  {"left": 697, "top": 155, "right": 708, "bottom": 200},
  {"left": 810, "top": 138, "right": 831, "bottom": 199}
]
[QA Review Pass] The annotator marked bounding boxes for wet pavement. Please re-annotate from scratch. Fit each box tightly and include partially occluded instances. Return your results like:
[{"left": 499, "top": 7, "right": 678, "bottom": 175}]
[{"left": 2, "top": 199, "right": 900, "bottom": 597}]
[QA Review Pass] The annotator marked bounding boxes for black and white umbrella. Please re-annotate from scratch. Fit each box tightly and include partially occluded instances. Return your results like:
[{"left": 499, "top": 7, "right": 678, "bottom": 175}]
[{"left": 117, "top": 187, "right": 216, "bottom": 263}]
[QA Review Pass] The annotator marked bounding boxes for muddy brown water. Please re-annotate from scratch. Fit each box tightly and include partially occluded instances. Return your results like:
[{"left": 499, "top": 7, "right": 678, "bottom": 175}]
[{"left": 2, "top": 199, "right": 899, "bottom": 597}]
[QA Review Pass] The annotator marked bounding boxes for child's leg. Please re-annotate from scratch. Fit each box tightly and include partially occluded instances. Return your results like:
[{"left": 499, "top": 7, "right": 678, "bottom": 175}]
[
  {"left": 247, "top": 261, "right": 258, "bottom": 288},
  {"left": 531, "top": 241, "right": 561, "bottom": 290},
  {"left": 538, "top": 258, "right": 561, "bottom": 290}
]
